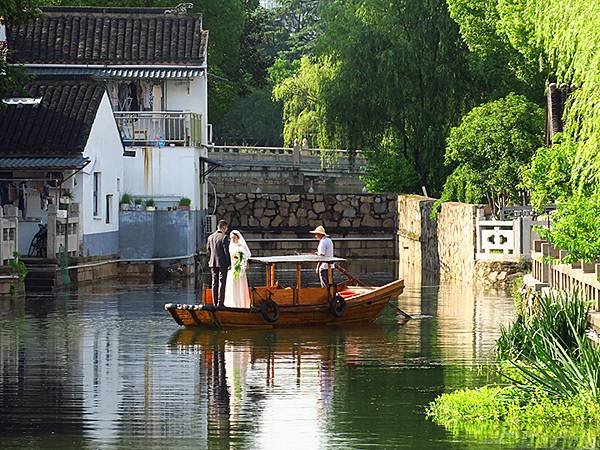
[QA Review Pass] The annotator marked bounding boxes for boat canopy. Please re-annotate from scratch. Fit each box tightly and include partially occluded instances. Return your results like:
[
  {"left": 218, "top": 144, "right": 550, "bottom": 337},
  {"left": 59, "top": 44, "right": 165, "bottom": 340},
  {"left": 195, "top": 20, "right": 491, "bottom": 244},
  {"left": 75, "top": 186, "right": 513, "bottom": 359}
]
[{"left": 249, "top": 255, "right": 346, "bottom": 264}]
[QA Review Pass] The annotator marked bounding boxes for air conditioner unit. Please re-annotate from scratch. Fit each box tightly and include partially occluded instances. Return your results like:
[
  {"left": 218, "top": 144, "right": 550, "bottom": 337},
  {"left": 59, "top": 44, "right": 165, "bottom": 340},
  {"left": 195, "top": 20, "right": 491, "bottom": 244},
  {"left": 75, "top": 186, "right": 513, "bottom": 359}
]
[{"left": 204, "top": 214, "right": 217, "bottom": 235}]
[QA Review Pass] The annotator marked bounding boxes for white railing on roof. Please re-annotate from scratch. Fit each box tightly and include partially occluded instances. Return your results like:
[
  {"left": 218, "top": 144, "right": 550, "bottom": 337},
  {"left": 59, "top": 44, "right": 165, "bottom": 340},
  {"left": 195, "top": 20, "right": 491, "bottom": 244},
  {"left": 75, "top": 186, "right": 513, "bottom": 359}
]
[{"left": 114, "top": 111, "right": 202, "bottom": 147}]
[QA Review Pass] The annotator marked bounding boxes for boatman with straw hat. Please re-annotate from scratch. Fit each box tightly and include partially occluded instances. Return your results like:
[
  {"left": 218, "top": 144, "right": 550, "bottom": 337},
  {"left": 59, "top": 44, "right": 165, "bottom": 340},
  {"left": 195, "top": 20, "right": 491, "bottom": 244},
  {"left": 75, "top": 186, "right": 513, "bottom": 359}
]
[{"left": 310, "top": 225, "right": 334, "bottom": 288}]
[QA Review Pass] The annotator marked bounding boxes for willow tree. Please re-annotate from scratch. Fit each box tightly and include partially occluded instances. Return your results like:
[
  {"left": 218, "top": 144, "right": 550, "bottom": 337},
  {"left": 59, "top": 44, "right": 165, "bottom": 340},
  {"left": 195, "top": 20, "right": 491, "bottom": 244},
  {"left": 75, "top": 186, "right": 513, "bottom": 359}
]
[
  {"left": 316, "top": 0, "right": 474, "bottom": 194},
  {"left": 272, "top": 0, "right": 473, "bottom": 194}
]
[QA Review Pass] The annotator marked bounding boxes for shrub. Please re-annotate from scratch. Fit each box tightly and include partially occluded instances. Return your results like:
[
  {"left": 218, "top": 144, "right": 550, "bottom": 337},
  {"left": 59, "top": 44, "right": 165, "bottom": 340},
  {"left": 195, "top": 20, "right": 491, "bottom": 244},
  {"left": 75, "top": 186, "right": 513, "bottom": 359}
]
[
  {"left": 178, "top": 197, "right": 191, "bottom": 207},
  {"left": 495, "top": 290, "right": 590, "bottom": 359},
  {"left": 145, "top": 198, "right": 155, "bottom": 207},
  {"left": 120, "top": 193, "right": 132, "bottom": 204}
]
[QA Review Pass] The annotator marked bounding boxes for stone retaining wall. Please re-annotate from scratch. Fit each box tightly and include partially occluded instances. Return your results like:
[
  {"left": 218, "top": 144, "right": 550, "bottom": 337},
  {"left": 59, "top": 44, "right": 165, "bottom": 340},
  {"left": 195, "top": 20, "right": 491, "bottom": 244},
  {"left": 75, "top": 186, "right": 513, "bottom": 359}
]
[
  {"left": 209, "top": 193, "right": 397, "bottom": 258},
  {"left": 397, "top": 195, "right": 439, "bottom": 286},
  {"left": 397, "top": 195, "right": 524, "bottom": 286},
  {"left": 437, "top": 202, "right": 478, "bottom": 282}
]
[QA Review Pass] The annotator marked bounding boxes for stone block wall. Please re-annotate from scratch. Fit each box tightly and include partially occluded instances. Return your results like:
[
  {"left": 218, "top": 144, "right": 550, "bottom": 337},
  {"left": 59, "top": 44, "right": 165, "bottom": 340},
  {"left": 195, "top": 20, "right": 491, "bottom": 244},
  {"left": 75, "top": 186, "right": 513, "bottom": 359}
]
[
  {"left": 397, "top": 195, "right": 439, "bottom": 286},
  {"left": 209, "top": 193, "right": 397, "bottom": 258},
  {"left": 437, "top": 202, "right": 478, "bottom": 281}
]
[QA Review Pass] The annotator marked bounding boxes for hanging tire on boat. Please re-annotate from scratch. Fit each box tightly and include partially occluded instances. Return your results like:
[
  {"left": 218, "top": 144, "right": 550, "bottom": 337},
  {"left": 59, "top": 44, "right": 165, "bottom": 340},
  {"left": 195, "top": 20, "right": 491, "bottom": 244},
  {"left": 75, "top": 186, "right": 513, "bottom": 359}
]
[
  {"left": 260, "top": 299, "right": 280, "bottom": 323},
  {"left": 330, "top": 295, "right": 347, "bottom": 318}
]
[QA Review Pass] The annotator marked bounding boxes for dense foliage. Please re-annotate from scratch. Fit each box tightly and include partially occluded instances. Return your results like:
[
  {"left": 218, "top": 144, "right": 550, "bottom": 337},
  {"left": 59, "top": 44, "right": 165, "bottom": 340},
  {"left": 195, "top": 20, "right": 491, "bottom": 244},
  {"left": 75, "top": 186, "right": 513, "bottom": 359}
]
[
  {"left": 0, "top": 0, "right": 40, "bottom": 100},
  {"left": 274, "top": 0, "right": 473, "bottom": 194},
  {"left": 436, "top": 93, "right": 543, "bottom": 214},
  {"left": 429, "top": 290, "right": 600, "bottom": 444}
]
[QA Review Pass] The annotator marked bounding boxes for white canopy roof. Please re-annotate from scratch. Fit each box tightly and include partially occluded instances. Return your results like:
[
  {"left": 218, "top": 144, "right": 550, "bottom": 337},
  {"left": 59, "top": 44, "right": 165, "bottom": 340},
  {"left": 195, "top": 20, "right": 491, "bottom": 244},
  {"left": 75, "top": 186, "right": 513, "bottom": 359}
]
[{"left": 250, "top": 255, "right": 346, "bottom": 264}]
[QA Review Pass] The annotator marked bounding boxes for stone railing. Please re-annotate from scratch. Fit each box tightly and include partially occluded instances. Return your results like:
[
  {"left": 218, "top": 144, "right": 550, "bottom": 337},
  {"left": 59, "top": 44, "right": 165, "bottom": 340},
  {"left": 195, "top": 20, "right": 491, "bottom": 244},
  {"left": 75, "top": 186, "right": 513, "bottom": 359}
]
[
  {"left": 0, "top": 205, "right": 18, "bottom": 265},
  {"left": 531, "top": 240, "right": 600, "bottom": 307},
  {"left": 48, "top": 204, "right": 80, "bottom": 258},
  {"left": 114, "top": 111, "right": 202, "bottom": 147},
  {"left": 208, "top": 145, "right": 365, "bottom": 172},
  {"left": 476, "top": 208, "right": 546, "bottom": 261}
]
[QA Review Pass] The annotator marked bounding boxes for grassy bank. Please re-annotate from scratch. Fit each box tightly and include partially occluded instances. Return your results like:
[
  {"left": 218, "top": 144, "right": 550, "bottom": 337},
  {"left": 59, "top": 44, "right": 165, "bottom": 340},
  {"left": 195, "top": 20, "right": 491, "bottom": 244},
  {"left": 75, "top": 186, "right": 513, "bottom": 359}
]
[{"left": 427, "top": 290, "right": 600, "bottom": 444}]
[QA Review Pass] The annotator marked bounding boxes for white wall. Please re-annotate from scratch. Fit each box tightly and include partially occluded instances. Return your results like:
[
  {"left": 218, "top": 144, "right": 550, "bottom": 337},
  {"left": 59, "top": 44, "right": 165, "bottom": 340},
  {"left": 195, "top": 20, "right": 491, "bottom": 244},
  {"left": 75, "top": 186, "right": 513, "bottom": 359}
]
[
  {"left": 164, "top": 74, "right": 209, "bottom": 144},
  {"left": 122, "top": 146, "right": 201, "bottom": 210},
  {"left": 74, "top": 92, "right": 124, "bottom": 237}
]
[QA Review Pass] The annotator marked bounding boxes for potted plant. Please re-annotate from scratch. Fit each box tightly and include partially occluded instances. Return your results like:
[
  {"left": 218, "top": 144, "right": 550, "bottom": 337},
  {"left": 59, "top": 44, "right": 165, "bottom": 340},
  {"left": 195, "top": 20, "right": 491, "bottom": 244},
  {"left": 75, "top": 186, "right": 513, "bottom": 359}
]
[
  {"left": 145, "top": 198, "right": 156, "bottom": 211},
  {"left": 178, "top": 197, "right": 191, "bottom": 211},
  {"left": 60, "top": 189, "right": 72, "bottom": 206},
  {"left": 134, "top": 198, "right": 143, "bottom": 211},
  {"left": 120, "top": 193, "right": 132, "bottom": 211}
]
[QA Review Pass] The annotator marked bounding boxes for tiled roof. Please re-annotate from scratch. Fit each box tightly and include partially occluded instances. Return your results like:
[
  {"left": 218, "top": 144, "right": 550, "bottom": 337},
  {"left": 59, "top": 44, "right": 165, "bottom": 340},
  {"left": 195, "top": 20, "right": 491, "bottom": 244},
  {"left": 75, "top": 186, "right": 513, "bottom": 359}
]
[
  {"left": 6, "top": 7, "right": 208, "bottom": 66},
  {"left": 0, "top": 78, "right": 105, "bottom": 157},
  {"left": 27, "top": 66, "right": 204, "bottom": 79},
  {"left": 0, "top": 156, "right": 89, "bottom": 170}
]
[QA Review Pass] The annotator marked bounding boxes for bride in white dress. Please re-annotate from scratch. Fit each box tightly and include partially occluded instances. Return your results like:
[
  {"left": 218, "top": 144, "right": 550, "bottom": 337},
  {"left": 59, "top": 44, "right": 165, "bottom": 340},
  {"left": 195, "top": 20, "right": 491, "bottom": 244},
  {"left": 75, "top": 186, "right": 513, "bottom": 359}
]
[{"left": 224, "top": 230, "right": 252, "bottom": 308}]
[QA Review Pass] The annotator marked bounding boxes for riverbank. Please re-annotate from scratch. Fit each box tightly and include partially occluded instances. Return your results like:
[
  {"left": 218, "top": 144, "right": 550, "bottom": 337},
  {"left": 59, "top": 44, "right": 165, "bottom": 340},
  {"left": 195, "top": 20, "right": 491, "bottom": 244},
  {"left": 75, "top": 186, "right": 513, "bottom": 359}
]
[{"left": 427, "top": 289, "right": 600, "bottom": 446}]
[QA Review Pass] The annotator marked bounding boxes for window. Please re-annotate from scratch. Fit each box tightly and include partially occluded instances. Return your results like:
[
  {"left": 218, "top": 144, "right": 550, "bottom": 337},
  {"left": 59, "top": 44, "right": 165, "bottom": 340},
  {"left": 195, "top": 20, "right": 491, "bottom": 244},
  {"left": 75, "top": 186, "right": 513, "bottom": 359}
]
[
  {"left": 106, "top": 194, "right": 113, "bottom": 224},
  {"left": 93, "top": 172, "right": 101, "bottom": 217}
]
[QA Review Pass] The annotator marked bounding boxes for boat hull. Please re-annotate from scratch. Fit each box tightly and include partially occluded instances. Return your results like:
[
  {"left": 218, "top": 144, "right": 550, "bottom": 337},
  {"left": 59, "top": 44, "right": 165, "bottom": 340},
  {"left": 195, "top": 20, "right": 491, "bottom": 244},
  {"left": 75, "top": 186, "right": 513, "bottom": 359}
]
[{"left": 165, "top": 279, "right": 404, "bottom": 329}]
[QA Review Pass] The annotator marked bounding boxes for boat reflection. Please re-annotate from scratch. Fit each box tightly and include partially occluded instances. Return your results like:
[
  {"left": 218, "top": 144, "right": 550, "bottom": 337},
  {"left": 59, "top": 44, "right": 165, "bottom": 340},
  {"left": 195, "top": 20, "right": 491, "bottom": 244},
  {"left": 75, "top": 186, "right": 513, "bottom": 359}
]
[{"left": 166, "top": 325, "right": 395, "bottom": 446}]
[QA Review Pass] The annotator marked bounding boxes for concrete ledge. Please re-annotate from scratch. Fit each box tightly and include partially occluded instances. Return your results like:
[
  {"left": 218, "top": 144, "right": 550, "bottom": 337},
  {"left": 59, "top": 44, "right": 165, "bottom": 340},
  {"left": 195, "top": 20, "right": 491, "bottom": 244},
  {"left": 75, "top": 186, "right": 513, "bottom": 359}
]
[{"left": 588, "top": 312, "right": 600, "bottom": 334}]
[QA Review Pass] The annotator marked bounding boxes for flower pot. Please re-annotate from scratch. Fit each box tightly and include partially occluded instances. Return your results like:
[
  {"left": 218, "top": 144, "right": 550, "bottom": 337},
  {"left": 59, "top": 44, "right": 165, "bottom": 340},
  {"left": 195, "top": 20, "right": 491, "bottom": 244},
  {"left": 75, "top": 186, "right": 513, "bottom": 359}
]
[
  {"left": 146, "top": 206, "right": 156, "bottom": 211},
  {"left": 135, "top": 204, "right": 142, "bottom": 211},
  {"left": 60, "top": 197, "right": 71, "bottom": 204},
  {"left": 179, "top": 205, "right": 190, "bottom": 211},
  {"left": 120, "top": 203, "right": 130, "bottom": 211},
  {"left": 56, "top": 209, "right": 67, "bottom": 219}
]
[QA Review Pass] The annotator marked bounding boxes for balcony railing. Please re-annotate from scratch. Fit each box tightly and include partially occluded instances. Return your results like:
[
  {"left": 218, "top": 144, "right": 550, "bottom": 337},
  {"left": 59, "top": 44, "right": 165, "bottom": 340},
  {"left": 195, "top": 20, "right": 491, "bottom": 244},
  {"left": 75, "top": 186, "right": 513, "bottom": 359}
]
[{"left": 114, "top": 111, "right": 202, "bottom": 148}]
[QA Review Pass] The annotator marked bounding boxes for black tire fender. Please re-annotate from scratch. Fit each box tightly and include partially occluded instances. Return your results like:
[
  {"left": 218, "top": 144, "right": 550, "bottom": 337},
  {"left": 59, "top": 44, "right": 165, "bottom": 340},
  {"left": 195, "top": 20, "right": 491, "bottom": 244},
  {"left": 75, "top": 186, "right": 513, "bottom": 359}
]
[
  {"left": 330, "top": 295, "right": 347, "bottom": 318},
  {"left": 260, "top": 299, "right": 280, "bottom": 323}
]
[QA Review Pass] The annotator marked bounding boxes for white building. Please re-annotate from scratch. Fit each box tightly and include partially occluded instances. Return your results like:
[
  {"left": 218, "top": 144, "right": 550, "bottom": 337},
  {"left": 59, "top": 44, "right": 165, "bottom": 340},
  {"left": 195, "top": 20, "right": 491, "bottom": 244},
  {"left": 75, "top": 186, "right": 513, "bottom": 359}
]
[
  {"left": 0, "top": 79, "right": 124, "bottom": 257},
  {"left": 4, "top": 6, "right": 220, "bottom": 261},
  {"left": 6, "top": 5, "right": 217, "bottom": 217}
]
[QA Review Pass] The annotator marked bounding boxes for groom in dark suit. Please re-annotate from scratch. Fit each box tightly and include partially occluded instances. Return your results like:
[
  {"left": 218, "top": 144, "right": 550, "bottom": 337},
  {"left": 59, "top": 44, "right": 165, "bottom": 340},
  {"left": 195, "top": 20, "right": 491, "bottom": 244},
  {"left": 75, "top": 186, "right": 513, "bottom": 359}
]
[{"left": 207, "top": 220, "right": 231, "bottom": 307}]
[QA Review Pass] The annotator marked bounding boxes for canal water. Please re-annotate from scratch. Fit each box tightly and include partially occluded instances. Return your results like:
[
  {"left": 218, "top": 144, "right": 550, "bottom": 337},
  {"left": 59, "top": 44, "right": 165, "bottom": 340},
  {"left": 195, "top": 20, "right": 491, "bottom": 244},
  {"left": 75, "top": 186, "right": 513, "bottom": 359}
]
[{"left": 0, "top": 260, "right": 577, "bottom": 449}]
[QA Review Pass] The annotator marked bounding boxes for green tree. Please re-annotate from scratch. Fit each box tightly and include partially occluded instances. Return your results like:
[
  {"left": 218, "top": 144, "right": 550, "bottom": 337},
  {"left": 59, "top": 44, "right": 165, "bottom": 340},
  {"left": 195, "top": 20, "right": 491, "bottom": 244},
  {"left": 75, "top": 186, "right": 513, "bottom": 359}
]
[
  {"left": 521, "top": 136, "right": 575, "bottom": 211},
  {"left": 539, "top": 194, "right": 600, "bottom": 263},
  {"left": 311, "top": 0, "right": 473, "bottom": 193},
  {"left": 437, "top": 93, "right": 544, "bottom": 214},
  {"left": 446, "top": 0, "right": 545, "bottom": 100},
  {"left": 272, "top": 55, "right": 338, "bottom": 148},
  {"left": 0, "top": 1, "right": 40, "bottom": 100}
]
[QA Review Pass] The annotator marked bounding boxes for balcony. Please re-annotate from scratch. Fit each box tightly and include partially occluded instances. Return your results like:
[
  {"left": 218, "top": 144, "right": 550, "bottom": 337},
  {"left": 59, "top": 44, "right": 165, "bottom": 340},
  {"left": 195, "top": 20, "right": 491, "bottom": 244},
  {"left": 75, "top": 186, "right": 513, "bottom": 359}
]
[{"left": 114, "top": 111, "right": 202, "bottom": 148}]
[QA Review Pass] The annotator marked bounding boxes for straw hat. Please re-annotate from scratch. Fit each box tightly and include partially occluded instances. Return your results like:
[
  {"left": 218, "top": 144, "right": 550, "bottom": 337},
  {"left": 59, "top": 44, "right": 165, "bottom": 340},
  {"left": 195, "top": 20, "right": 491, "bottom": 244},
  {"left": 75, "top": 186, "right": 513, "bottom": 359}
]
[{"left": 309, "top": 225, "right": 328, "bottom": 236}]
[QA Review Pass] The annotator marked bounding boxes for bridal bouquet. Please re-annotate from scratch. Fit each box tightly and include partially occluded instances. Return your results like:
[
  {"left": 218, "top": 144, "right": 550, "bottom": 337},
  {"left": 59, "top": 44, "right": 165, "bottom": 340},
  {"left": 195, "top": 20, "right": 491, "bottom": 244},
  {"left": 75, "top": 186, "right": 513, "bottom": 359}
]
[{"left": 232, "top": 251, "right": 245, "bottom": 280}]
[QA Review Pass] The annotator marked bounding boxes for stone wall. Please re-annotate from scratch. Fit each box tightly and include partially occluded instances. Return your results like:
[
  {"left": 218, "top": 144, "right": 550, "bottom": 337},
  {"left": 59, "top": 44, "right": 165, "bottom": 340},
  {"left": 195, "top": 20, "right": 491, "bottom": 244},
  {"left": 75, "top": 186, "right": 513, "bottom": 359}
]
[
  {"left": 398, "top": 195, "right": 525, "bottom": 286},
  {"left": 437, "top": 202, "right": 478, "bottom": 281},
  {"left": 209, "top": 193, "right": 397, "bottom": 258},
  {"left": 397, "top": 195, "right": 439, "bottom": 286}
]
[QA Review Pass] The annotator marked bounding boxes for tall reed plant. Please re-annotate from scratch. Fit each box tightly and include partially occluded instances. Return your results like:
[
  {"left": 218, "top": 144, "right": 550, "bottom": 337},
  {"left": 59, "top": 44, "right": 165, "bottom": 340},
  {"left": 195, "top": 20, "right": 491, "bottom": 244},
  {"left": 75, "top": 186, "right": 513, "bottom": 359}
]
[
  {"left": 496, "top": 290, "right": 590, "bottom": 360},
  {"left": 508, "top": 318, "right": 600, "bottom": 400}
]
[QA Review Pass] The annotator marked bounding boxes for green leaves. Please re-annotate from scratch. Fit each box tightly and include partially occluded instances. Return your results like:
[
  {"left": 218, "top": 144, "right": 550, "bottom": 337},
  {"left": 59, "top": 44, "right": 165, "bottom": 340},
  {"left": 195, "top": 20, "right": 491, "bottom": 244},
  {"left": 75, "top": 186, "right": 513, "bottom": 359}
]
[
  {"left": 540, "top": 194, "right": 600, "bottom": 263},
  {"left": 438, "top": 93, "right": 544, "bottom": 213}
]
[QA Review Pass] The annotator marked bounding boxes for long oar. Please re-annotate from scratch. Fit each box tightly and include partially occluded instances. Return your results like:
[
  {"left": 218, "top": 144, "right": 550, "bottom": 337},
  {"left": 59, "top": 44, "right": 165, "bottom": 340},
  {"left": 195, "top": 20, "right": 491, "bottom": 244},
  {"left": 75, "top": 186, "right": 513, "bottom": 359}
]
[{"left": 335, "top": 266, "right": 412, "bottom": 320}]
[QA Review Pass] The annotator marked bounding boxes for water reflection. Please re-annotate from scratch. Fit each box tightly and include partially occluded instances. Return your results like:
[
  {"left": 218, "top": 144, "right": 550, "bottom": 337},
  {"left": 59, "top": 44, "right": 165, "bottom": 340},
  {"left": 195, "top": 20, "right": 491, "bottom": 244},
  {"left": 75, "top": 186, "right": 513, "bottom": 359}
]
[{"left": 0, "top": 260, "right": 547, "bottom": 449}]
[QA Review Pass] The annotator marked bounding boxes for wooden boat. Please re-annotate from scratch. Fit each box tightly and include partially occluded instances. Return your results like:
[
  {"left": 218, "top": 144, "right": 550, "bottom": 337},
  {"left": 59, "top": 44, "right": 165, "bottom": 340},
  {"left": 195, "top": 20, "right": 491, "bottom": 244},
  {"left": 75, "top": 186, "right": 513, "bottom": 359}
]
[{"left": 164, "top": 255, "right": 405, "bottom": 329}]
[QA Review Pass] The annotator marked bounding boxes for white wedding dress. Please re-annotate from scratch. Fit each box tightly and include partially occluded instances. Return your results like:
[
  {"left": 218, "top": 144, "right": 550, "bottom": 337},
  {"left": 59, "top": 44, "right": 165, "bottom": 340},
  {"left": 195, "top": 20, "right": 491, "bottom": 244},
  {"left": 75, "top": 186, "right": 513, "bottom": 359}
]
[{"left": 224, "top": 236, "right": 251, "bottom": 309}]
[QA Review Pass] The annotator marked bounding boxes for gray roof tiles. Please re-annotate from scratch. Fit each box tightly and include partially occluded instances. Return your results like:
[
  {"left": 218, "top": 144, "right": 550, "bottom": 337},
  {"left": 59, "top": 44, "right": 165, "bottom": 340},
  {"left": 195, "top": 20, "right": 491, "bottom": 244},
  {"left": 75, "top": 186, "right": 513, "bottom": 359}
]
[
  {"left": 6, "top": 7, "right": 208, "bottom": 66},
  {"left": 0, "top": 79, "right": 105, "bottom": 156}
]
